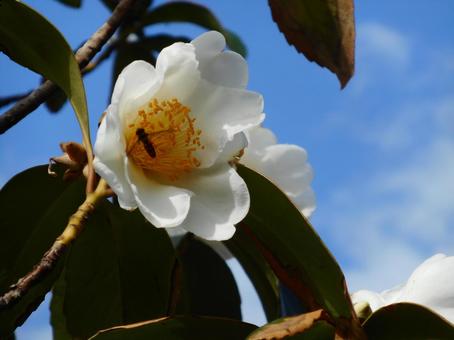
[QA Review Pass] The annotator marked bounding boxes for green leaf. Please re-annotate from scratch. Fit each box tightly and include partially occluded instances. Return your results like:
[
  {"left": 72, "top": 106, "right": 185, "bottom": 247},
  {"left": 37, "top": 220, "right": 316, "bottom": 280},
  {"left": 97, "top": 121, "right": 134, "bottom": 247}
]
[
  {"left": 268, "top": 0, "right": 355, "bottom": 88},
  {"left": 134, "top": 34, "right": 191, "bottom": 53},
  {"left": 224, "top": 230, "right": 281, "bottom": 321},
  {"left": 141, "top": 1, "right": 247, "bottom": 57},
  {"left": 176, "top": 236, "right": 241, "bottom": 319},
  {"left": 50, "top": 268, "right": 72, "bottom": 340},
  {"left": 237, "top": 165, "right": 355, "bottom": 328},
  {"left": 0, "top": 166, "right": 85, "bottom": 337},
  {"left": 0, "top": 0, "right": 91, "bottom": 154},
  {"left": 55, "top": 0, "right": 82, "bottom": 8},
  {"left": 51, "top": 202, "right": 176, "bottom": 339},
  {"left": 363, "top": 303, "right": 454, "bottom": 339},
  {"left": 90, "top": 316, "right": 257, "bottom": 340}
]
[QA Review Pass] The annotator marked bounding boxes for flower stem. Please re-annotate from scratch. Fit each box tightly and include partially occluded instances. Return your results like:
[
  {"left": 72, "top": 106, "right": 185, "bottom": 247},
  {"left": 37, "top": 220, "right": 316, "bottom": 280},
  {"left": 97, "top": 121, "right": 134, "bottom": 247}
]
[{"left": 0, "top": 179, "right": 110, "bottom": 310}]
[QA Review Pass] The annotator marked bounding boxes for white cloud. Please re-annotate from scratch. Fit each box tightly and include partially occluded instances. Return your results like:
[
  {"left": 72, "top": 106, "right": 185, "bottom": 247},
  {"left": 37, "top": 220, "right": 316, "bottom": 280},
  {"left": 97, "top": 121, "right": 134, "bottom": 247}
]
[
  {"left": 323, "top": 135, "right": 454, "bottom": 293},
  {"left": 358, "top": 22, "right": 411, "bottom": 66},
  {"left": 317, "top": 36, "right": 454, "bottom": 291},
  {"left": 347, "top": 22, "right": 411, "bottom": 95},
  {"left": 375, "top": 138, "right": 454, "bottom": 243},
  {"left": 361, "top": 96, "right": 454, "bottom": 151}
]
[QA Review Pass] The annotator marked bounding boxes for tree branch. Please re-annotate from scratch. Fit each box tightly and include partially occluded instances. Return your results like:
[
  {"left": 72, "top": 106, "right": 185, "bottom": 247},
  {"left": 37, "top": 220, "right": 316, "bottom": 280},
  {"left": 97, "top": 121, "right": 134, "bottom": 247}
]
[
  {"left": 0, "top": 0, "right": 139, "bottom": 134},
  {"left": 0, "top": 92, "right": 31, "bottom": 109},
  {"left": 0, "top": 180, "right": 109, "bottom": 310}
]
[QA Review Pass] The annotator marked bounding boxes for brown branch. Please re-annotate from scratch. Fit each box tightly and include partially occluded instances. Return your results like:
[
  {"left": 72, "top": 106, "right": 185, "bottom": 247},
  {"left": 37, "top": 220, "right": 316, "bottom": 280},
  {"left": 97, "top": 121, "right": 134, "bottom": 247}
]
[
  {"left": 0, "top": 0, "right": 139, "bottom": 134},
  {"left": 83, "top": 39, "right": 121, "bottom": 75},
  {"left": 0, "top": 180, "right": 109, "bottom": 310},
  {"left": 0, "top": 92, "right": 31, "bottom": 109}
]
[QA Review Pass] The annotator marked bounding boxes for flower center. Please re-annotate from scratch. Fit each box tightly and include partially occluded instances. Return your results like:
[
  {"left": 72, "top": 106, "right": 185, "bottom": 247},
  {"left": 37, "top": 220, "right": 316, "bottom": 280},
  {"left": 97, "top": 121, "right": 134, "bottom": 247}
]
[{"left": 125, "top": 98, "right": 204, "bottom": 181}]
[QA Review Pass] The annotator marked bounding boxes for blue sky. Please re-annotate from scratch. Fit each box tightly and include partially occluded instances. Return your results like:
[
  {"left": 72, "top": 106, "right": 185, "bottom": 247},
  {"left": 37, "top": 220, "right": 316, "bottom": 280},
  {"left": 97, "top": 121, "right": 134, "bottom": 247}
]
[{"left": 1, "top": 0, "right": 454, "bottom": 338}]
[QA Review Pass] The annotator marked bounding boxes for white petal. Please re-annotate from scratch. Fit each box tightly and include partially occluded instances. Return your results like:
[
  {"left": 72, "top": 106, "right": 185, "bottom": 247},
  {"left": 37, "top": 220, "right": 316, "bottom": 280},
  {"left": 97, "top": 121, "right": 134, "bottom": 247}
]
[
  {"left": 351, "top": 290, "right": 386, "bottom": 312},
  {"left": 250, "top": 144, "right": 314, "bottom": 197},
  {"left": 380, "top": 283, "right": 405, "bottom": 304},
  {"left": 155, "top": 42, "right": 200, "bottom": 102},
  {"left": 191, "top": 31, "right": 225, "bottom": 67},
  {"left": 111, "top": 60, "right": 162, "bottom": 123},
  {"left": 397, "top": 254, "right": 454, "bottom": 322},
  {"left": 180, "top": 166, "right": 250, "bottom": 240},
  {"left": 240, "top": 126, "right": 278, "bottom": 171},
  {"left": 125, "top": 160, "right": 192, "bottom": 228},
  {"left": 217, "top": 132, "right": 248, "bottom": 163},
  {"left": 245, "top": 126, "right": 278, "bottom": 152},
  {"left": 93, "top": 104, "right": 135, "bottom": 209},
  {"left": 353, "top": 254, "right": 454, "bottom": 323},
  {"left": 188, "top": 80, "right": 265, "bottom": 167},
  {"left": 192, "top": 32, "right": 248, "bottom": 88},
  {"left": 202, "top": 51, "right": 248, "bottom": 88}
]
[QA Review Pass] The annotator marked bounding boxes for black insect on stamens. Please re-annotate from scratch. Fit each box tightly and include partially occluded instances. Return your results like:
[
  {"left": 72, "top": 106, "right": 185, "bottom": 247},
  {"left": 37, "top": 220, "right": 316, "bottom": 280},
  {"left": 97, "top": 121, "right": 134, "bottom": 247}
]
[{"left": 136, "top": 128, "right": 156, "bottom": 158}]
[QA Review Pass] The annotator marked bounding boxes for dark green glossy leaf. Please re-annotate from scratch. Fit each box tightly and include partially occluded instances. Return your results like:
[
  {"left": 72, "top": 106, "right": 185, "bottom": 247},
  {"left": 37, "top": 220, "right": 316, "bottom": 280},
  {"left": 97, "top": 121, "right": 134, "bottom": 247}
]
[
  {"left": 177, "top": 236, "right": 241, "bottom": 319},
  {"left": 288, "top": 321, "right": 335, "bottom": 339},
  {"left": 134, "top": 34, "right": 190, "bottom": 53},
  {"left": 51, "top": 202, "right": 176, "bottom": 339},
  {"left": 0, "top": 166, "right": 85, "bottom": 337},
  {"left": 90, "top": 316, "right": 257, "bottom": 340},
  {"left": 55, "top": 0, "right": 82, "bottom": 8},
  {"left": 50, "top": 268, "right": 72, "bottom": 340},
  {"left": 363, "top": 303, "right": 454, "bottom": 339},
  {"left": 224, "top": 230, "right": 281, "bottom": 321},
  {"left": 268, "top": 0, "right": 355, "bottom": 88},
  {"left": 141, "top": 1, "right": 247, "bottom": 57},
  {"left": 0, "top": 0, "right": 91, "bottom": 151},
  {"left": 237, "top": 165, "right": 354, "bottom": 323}
]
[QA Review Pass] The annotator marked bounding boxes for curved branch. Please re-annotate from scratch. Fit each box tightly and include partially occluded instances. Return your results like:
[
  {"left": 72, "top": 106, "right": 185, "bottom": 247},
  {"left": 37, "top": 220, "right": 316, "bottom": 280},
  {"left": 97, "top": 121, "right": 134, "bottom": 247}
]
[{"left": 0, "top": 0, "right": 139, "bottom": 134}]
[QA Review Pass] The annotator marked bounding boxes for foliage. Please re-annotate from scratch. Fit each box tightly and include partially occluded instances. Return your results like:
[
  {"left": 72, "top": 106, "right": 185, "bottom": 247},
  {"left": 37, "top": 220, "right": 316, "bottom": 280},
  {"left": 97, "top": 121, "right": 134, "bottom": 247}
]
[{"left": 0, "top": 0, "right": 453, "bottom": 339}]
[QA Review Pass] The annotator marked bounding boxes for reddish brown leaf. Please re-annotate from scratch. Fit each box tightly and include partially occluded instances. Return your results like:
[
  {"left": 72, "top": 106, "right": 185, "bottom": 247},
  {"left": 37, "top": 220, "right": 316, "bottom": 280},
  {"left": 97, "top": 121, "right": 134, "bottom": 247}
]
[
  {"left": 248, "top": 309, "right": 329, "bottom": 340},
  {"left": 268, "top": 0, "right": 355, "bottom": 88}
]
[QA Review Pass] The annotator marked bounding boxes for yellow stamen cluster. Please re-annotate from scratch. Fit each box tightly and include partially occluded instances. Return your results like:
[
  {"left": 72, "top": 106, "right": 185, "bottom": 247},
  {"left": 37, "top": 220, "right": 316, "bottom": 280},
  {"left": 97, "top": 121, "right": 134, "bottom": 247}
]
[{"left": 125, "top": 98, "right": 204, "bottom": 181}]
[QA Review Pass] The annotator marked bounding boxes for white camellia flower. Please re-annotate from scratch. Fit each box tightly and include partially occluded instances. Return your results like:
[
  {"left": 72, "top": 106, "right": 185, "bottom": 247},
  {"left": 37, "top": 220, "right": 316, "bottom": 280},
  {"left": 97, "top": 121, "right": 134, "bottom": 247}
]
[
  {"left": 240, "top": 126, "right": 316, "bottom": 218},
  {"left": 93, "top": 31, "right": 264, "bottom": 240},
  {"left": 352, "top": 254, "right": 454, "bottom": 323}
]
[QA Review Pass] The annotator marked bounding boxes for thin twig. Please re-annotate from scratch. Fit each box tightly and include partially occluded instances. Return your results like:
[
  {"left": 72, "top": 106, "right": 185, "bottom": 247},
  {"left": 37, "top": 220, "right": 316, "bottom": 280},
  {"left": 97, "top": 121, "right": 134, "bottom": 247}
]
[
  {"left": 0, "top": 0, "right": 139, "bottom": 134},
  {"left": 0, "top": 92, "right": 31, "bottom": 109},
  {"left": 83, "top": 39, "right": 121, "bottom": 74},
  {"left": 0, "top": 180, "right": 109, "bottom": 310}
]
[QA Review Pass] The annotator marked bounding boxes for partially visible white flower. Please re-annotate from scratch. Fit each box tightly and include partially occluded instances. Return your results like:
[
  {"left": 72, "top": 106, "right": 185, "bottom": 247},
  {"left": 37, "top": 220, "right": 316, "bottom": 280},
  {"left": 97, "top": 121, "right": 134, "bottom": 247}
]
[
  {"left": 200, "top": 126, "right": 316, "bottom": 259},
  {"left": 352, "top": 254, "right": 454, "bottom": 323},
  {"left": 93, "top": 31, "right": 264, "bottom": 241},
  {"left": 240, "top": 126, "right": 316, "bottom": 218}
]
